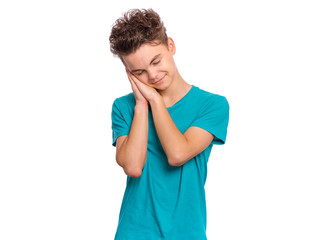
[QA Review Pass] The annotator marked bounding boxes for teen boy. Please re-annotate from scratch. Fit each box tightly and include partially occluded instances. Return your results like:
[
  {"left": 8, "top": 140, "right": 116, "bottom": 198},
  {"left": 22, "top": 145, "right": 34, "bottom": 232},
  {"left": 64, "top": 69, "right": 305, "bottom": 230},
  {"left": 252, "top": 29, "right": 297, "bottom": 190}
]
[{"left": 109, "top": 8, "right": 229, "bottom": 240}]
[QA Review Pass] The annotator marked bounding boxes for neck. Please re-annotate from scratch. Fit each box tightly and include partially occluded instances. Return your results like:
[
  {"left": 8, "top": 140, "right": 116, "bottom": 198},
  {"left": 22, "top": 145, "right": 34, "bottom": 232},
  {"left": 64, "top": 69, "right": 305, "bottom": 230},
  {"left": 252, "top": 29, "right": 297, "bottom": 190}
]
[{"left": 158, "top": 70, "right": 192, "bottom": 108}]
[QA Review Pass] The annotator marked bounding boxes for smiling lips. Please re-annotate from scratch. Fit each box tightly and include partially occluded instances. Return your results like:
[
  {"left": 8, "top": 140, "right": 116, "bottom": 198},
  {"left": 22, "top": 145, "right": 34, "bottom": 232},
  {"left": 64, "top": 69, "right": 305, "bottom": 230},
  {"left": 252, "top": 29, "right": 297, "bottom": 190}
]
[{"left": 153, "top": 74, "right": 166, "bottom": 85}]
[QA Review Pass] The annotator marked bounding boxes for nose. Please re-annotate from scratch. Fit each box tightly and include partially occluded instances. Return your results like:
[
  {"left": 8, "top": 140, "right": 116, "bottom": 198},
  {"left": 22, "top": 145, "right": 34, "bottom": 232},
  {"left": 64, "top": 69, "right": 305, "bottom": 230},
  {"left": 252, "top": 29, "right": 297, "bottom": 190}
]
[{"left": 147, "top": 68, "right": 158, "bottom": 81}]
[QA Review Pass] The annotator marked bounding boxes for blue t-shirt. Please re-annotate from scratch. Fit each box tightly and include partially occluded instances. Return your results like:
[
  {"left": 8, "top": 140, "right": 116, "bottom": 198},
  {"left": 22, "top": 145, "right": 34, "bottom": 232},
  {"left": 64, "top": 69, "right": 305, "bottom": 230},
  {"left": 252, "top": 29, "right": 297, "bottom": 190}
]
[{"left": 111, "top": 85, "right": 229, "bottom": 240}]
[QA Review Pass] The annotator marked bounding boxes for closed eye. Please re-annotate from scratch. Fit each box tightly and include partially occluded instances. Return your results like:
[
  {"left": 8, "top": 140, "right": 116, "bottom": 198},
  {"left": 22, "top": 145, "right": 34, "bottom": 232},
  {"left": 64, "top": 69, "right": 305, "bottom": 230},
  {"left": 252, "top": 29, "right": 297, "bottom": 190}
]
[
  {"left": 134, "top": 70, "right": 144, "bottom": 76},
  {"left": 153, "top": 60, "right": 161, "bottom": 65}
]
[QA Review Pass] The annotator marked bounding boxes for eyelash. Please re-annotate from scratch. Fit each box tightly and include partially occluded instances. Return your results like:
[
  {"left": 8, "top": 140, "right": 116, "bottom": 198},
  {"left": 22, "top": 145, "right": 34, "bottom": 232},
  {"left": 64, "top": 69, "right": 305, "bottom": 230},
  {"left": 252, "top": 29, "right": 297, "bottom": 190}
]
[
  {"left": 135, "top": 71, "right": 144, "bottom": 76},
  {"left": 134, "top": 60, "right": 161, "bottom": 76}
]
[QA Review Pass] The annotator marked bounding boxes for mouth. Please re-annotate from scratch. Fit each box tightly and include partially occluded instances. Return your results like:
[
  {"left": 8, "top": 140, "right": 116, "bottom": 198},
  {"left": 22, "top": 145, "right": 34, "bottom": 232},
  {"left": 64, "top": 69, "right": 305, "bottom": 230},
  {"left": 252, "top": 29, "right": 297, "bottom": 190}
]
[{"left": 153, "top": 74, "right": 166, "bottom": 85}]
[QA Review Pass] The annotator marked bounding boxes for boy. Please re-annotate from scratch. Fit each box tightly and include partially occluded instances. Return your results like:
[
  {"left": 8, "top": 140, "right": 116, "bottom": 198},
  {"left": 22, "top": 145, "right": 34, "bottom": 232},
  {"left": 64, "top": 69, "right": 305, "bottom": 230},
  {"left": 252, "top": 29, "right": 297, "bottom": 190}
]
[{"left": 109, "top": 8, "right": 229, "bottom": 240}]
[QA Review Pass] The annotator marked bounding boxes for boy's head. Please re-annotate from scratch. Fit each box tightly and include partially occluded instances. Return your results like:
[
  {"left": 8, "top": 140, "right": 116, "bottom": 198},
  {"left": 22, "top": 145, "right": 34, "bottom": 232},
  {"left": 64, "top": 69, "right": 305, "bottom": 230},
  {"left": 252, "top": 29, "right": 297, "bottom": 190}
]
[
  {"left": 109, "top": 9, "right": 178, "bottom": 91},
  {"left": 109, "top": 8, "right": 168, "bottom": 60}
]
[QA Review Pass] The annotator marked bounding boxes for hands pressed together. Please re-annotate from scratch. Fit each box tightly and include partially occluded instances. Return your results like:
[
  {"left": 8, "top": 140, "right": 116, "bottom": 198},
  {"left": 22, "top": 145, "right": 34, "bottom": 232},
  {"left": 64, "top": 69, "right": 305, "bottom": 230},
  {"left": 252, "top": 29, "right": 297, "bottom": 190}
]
[
  {"left": 124, "top": 69, "right": 214, "bottom": 168},
  {"left": 126, "top": 69, "right": 160, "bottom": 106}
]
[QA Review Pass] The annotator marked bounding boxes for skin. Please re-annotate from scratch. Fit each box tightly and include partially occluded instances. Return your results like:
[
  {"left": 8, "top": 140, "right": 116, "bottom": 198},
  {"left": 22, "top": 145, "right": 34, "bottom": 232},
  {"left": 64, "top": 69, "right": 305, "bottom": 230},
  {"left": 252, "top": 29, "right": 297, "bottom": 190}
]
[{"left": 115, "top": 37, "right": 214, "bottom": 178}]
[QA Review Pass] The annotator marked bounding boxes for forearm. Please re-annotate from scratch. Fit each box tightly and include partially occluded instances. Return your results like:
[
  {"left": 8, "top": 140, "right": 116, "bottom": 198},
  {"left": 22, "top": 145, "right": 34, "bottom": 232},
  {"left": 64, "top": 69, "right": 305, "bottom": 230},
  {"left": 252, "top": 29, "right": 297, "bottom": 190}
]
[
  {"left": 116, "top": 103, "right": 148, "bottom": 176},
  {"left": 149, "top": 97, "right": 189, "bottom": 166}
]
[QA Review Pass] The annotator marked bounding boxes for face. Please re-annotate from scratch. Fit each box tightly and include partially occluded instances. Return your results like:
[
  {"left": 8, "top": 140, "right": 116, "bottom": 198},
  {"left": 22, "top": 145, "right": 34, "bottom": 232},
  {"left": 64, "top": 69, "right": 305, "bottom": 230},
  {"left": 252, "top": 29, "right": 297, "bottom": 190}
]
[{"left": 122, "top": 38, "right": 177, "bottom": 91}]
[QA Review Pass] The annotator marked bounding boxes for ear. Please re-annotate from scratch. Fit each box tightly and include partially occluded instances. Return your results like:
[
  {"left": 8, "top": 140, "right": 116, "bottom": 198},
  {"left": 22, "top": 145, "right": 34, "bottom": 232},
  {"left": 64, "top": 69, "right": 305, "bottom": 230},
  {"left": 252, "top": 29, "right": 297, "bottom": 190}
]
[{"left": 167, "top": 37, "right": 176, "bottom": 55}]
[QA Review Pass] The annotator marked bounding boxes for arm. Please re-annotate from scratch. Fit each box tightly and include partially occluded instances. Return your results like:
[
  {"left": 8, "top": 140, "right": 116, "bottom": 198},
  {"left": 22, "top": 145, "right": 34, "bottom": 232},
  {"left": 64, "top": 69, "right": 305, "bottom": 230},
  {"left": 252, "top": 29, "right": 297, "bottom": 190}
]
[
  {"left": 115, "top": 103, "right": 148, "bottom": 177},
  {"left": 115, "top": 71, "right": 148, "bottom": 177},
  {"left": 149, "top": 96, "right": 214, "bottom": 166},
  {"left": 129, "top": 76, "right": 214, "bottom": 167}
]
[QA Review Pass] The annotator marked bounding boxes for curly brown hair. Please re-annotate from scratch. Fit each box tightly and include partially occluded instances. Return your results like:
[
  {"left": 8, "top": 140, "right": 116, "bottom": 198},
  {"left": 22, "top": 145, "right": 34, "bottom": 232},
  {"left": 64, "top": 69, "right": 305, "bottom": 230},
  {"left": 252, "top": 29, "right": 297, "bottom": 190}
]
[{"left": 109, "top": 9, "right": 168, "bottom": 58}]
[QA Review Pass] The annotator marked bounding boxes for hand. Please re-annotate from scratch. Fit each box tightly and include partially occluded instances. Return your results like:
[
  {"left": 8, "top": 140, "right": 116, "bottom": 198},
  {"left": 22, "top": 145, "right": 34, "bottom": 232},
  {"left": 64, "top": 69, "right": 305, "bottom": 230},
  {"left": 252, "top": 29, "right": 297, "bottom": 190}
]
[
  {"left": 126, "top": 69, "right": 147, "bottom": 106},
  {"left": 126, "top": 70, "right": 160, "bottom": 103}
]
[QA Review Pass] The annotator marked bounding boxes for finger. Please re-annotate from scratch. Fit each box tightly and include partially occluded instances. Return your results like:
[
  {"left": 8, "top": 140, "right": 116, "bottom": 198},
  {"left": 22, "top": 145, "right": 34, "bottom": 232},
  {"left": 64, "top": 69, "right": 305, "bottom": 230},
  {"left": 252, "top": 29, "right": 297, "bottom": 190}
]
[
  {"left": 127, "top": 73, "right": 145, "bottom": 100},
  {"left": 129, "top": 76, "right": 140, "bottom": 94},
  {"left": 129, "top": 75, "right": 144, "bottom": 90},
  {"left": 125, "top": 69, "right": 139, "bottom": 89},
  {"left": 126, "top": 69, "right": 140, "bottom": 82},
  {"left": 125, "top": 69, "right": 133, "bottom": 81},
  {"left": 124, "top": 69, "right": 149, "bottom": 97}
]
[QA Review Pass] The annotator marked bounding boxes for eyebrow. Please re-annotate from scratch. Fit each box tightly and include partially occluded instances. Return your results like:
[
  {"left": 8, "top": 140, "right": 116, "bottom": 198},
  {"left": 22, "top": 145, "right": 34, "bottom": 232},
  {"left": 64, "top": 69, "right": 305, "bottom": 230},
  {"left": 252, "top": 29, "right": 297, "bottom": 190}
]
[{"left": 131, "top": 54, "right": 162, "bottom": 73}]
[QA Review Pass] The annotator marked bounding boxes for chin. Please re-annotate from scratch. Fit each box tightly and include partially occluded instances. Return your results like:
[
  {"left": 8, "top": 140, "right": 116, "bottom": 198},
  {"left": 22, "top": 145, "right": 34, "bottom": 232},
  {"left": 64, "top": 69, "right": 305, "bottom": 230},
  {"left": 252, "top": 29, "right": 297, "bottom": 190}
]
[
  {"left": 158, "top": 80, "right": 172, "bottom": 91},
  {"left": 153, "top": 85, "right": 166, "bottom": 91}
]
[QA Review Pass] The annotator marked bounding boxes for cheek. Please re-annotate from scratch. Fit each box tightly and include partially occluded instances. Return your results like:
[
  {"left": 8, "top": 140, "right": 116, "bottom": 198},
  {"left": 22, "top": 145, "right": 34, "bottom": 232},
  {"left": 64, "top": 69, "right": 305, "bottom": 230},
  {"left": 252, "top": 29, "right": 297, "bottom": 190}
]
[
  {"left": 136, "top": 74, "right": 150, "bottom": 85},
  {"left": 165, "top": 58, "right": 176, "bottom": 72}
]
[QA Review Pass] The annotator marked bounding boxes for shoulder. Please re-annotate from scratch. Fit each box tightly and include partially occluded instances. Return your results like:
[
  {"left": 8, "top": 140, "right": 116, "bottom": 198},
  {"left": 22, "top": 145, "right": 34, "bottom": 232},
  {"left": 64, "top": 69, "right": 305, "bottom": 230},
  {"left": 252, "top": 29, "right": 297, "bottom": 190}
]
[
  {"left": 193, "top": 86, "right": 229, "bottom": 110},
  {"left": 112, "top": 92, "right": 136, "bottom": 110}
]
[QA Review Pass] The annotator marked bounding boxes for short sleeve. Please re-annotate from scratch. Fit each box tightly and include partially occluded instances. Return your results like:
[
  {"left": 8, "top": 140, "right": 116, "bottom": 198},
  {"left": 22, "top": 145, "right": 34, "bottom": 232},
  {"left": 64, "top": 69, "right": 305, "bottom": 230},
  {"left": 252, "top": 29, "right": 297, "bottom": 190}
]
[
  {"left": 111, "top": 99, "right": 130, "bottom": 147},
  {"left": 190, "top": 95, "right": 229, "bottom": 145}
]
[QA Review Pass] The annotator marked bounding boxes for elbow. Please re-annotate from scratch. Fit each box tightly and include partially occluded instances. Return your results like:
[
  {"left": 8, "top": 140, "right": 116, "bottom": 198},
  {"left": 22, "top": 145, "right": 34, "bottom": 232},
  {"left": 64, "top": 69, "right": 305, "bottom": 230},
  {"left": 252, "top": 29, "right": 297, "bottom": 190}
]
[
  {"left": 116, "top": 157, "right": 143, "bottom": 178},
  {"left": 116, "top": 152, "right": 145, "bottom": 178},
  {"left": 126, "top": 168, "right": 142, "bottom": 178},
  {"left": 167, "top": 153, "right": 186, "bottom": 167},
  {"left": 123, "top": 166, "right": 143, "bottom": 178}
]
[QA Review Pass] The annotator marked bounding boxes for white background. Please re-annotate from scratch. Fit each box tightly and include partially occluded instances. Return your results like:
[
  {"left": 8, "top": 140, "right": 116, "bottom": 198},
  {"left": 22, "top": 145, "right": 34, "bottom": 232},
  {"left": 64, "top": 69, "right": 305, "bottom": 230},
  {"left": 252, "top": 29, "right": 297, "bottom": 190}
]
[{"left": 0, "top": 0, "right": 335, "bottom": 239}]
